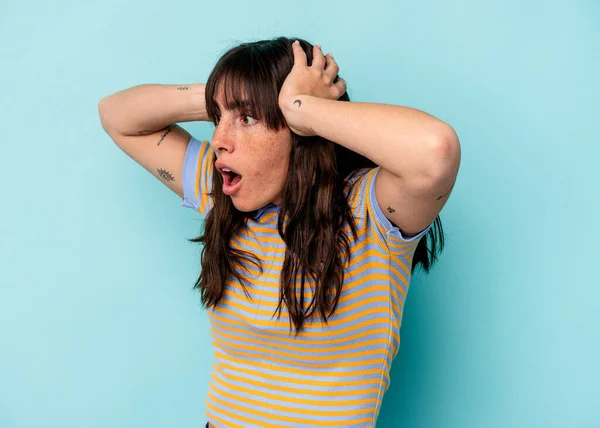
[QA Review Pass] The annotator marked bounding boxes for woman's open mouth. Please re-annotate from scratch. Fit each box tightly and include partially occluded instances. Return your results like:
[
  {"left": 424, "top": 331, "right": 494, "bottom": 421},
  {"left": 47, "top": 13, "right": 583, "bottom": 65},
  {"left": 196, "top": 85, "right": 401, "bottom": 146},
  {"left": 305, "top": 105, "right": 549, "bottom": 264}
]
[{"left": 220, "top": 168, "right": 242, "bottom": 196}]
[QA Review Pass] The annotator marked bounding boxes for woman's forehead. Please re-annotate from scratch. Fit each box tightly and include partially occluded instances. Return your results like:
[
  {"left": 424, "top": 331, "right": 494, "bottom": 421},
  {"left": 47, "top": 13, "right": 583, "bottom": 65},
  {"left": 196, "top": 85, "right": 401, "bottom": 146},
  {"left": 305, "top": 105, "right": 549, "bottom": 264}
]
[{"left": 213, "top": 80, "right": 251, "bottom": 110}]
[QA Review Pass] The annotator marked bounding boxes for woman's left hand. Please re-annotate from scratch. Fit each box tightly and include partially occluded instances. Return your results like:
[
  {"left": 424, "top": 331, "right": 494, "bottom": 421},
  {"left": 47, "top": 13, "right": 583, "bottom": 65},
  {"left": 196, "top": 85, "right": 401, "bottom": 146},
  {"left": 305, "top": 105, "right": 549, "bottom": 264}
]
[{"left": 278, "top": 41, "right": 347, "bottom": 137}]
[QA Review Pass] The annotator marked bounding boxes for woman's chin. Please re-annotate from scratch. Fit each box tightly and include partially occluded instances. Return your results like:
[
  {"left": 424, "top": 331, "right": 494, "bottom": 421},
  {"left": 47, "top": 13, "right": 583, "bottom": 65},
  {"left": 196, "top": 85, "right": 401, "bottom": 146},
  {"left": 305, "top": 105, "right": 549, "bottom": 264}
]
[
  {"left": 229, "top": 189, "right": 281, "bottom": 213},
  {"left": 231, "top": 197, "right": 262, "bottom": 213}
]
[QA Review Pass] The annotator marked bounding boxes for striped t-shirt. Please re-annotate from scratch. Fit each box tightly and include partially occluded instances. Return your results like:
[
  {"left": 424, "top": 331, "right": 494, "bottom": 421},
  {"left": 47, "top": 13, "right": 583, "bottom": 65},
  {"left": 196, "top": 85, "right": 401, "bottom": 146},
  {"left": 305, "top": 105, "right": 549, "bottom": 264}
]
[{"left": 181, "top": 136, "right": 432, "bottom": 427}]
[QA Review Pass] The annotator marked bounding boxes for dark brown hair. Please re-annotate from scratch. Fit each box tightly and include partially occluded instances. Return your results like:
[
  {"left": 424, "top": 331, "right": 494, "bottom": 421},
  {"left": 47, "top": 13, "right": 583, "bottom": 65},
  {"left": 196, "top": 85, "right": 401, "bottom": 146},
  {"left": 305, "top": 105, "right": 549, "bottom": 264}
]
[{"left": 189, "top": 36, "right": 445, "bottom": 335}]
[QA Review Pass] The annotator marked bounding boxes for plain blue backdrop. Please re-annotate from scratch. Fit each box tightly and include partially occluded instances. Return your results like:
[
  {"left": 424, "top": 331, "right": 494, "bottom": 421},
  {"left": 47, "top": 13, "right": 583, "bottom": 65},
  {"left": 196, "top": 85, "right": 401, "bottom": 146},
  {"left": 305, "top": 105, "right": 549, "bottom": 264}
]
[{"left": 1, "top": 0, "right": 598, "bottom": 427}]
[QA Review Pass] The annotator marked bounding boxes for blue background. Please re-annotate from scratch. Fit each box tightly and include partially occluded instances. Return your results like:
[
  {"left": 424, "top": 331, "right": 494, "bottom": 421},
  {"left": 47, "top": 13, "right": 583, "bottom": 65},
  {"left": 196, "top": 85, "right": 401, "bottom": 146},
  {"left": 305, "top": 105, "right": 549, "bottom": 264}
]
[{"left": 1, "top": 0, "right": 598, "bottom": 427}]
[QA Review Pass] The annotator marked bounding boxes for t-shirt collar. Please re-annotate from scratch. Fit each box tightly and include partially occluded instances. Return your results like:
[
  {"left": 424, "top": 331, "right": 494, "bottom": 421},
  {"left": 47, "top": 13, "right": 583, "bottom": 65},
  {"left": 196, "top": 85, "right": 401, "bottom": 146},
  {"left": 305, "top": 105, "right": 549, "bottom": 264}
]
[{"left": 251, "top": 203, "right": 277, "bottom": 220}]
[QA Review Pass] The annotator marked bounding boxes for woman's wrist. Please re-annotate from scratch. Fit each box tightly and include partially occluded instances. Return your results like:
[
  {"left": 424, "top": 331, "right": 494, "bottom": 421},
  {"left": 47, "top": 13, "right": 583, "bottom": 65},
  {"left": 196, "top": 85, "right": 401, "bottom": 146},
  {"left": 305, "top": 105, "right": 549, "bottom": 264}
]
[{"left": 188, "top": 83, "right": 209, "bottom": 122}]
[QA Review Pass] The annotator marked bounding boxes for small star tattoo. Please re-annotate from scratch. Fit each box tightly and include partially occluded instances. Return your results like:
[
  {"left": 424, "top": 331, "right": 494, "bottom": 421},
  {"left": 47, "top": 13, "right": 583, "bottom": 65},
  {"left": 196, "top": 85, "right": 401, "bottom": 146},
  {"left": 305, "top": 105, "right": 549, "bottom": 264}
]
[
  {"left": 387, "top": 206, "right": 395, "bottom": 213},
  {"left": 157, "top": 168, "right": 175, "bottom": 182},
  {"left": 293, "top": 99, "right": 302, "bottom": 107}
]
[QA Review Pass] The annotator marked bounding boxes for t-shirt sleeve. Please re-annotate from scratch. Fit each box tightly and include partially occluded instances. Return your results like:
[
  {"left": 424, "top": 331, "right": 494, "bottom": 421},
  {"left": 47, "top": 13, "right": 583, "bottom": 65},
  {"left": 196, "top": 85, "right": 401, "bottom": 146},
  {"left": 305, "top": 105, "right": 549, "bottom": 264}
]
[
  {"left": 180, "top": 136, "right": 214, "bottom": 216},
  {"left": 345, "top": 167, "right": 433, "bottom": 256}
]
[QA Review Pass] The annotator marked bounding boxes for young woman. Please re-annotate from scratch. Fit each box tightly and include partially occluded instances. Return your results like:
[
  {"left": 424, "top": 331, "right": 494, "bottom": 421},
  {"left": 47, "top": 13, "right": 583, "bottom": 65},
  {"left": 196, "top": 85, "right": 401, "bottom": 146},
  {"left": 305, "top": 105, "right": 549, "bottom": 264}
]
[{"left": 99, "top": 37, "right": 460, "bottom": 428}]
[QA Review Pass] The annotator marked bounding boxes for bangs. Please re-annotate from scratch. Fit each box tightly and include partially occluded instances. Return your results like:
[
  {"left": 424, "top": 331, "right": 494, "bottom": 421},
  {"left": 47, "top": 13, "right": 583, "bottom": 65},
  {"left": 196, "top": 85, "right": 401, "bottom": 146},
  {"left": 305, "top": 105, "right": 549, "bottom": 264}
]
[{"left": 205, "top": 44, "right": 289, "bottom": 131}]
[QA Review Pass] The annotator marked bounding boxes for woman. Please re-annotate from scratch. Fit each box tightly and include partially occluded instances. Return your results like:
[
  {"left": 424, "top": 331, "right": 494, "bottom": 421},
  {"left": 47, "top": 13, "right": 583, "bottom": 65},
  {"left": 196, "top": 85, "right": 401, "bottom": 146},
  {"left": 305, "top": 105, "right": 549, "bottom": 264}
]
[{"left": 99, "top": 37, "right": 460, "bottom": 427}]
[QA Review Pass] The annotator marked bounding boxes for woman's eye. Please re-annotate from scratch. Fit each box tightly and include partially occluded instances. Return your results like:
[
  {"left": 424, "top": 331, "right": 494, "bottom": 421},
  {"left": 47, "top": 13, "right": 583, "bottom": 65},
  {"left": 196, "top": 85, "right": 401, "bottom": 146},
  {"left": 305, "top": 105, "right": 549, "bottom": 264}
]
[{"left": 241, "top": 114, "right": 257, "bottom": 125}]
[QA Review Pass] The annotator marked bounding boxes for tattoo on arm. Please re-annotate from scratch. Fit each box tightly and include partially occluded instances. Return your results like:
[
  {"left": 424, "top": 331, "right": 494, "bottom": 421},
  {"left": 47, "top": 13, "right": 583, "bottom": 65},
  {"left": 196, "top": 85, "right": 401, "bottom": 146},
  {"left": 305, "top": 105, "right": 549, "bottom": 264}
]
[
  {"left": 157, "top": 126, "right": 172, "bottom": 146},
  {"left": 157, "top": 168, "right": 175, "bottom": 182},
  {"left": 137, "top": 129, "right": 155, "bottom": 135},
  {"left": 387, "top": 206, "right": 395, "bottom": 213},
  {"left": 293, "top": 99, "right": 302, "bottom": 107},
  {"left": 176, "top": 86, "right": 189, "bottom": 91}
]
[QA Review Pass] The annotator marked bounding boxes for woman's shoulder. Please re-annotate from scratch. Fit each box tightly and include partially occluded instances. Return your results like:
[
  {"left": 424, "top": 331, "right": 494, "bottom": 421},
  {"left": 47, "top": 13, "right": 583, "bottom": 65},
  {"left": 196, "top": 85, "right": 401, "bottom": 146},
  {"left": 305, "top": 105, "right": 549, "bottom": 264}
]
[
  {"left": 343, "top": 167, "right": 375, "bottom": 198},
  {"left": 344, "top": 167, "right": 372, "bottom": 186}
]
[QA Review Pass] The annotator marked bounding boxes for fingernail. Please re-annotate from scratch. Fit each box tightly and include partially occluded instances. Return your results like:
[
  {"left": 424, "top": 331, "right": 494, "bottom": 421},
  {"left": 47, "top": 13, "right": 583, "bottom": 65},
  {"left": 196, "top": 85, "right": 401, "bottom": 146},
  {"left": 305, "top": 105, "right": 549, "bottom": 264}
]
[{"left": 293, "top": 40, "right": 299, "bottom": 45}]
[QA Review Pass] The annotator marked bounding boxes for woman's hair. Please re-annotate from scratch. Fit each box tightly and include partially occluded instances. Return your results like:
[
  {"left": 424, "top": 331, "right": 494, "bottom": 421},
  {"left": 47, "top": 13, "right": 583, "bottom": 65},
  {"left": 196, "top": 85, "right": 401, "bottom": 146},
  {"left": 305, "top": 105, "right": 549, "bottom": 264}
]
[{"left": 189, "top": 36, "right": 445, "bottom": 335}]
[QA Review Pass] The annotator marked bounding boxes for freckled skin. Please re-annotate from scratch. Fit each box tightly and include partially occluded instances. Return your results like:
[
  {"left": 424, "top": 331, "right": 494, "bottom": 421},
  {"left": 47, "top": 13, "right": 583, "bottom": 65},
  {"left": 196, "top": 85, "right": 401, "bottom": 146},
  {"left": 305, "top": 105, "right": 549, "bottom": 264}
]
[{"left": 210, "top": 89, "right": 293, "bottom": 212}]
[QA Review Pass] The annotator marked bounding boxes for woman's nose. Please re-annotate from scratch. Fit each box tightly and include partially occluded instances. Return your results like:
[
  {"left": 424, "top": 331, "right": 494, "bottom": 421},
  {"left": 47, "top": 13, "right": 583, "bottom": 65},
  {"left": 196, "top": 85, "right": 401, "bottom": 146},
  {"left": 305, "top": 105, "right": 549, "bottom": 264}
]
[{"left": 211, "top": 123, "right": 235, "bottom": 154}]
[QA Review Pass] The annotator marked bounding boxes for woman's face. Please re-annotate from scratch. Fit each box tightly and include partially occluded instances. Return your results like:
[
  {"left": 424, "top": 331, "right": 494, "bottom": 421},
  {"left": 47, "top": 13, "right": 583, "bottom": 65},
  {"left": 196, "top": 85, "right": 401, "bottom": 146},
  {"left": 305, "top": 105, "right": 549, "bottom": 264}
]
[{"left": 210, "top": 84, "right": 293, "bottom": 212}]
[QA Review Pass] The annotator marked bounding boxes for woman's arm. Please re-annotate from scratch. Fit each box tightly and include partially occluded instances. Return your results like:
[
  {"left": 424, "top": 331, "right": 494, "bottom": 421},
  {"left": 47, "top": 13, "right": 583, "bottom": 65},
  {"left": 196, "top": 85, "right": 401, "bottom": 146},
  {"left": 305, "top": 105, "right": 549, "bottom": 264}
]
[
  {"left": 279, "top": 42, "right": 461, "bottom": 235},
  {"left": 98, "top": 84, "right": 209, "bottom": 200},
  {"left": 99, "top": 83, "right": 208, "bottom": 136},
  {"left": 280, "top": 95, "right": 459, "bottom": 186}
]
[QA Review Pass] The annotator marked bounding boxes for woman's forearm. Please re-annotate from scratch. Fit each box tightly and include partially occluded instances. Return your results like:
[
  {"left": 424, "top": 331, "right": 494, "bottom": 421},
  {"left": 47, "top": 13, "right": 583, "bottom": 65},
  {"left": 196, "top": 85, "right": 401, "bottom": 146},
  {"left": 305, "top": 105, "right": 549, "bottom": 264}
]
[
  {"left": 280, "top": 95, "right": 459, "bottom": 183},
  {"left": 98, "top": 83, "right": 208, "bottom": 136}
]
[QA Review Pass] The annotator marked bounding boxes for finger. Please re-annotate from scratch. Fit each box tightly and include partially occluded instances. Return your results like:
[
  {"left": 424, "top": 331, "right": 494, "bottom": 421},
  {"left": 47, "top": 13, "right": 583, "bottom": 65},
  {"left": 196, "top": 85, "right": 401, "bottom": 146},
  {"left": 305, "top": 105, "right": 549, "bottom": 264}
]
[
  {"left": 324, "top": 53, "right": 339, "bottom": 81},
  {"left": 311, "top": 44, "right": 326, "bottom": 69},
  {"left": 291, "top": 40, "right": 307, "bottom": 68},
  {"left": 334, "top": 76, "right": 347, "bottom": 96}
]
